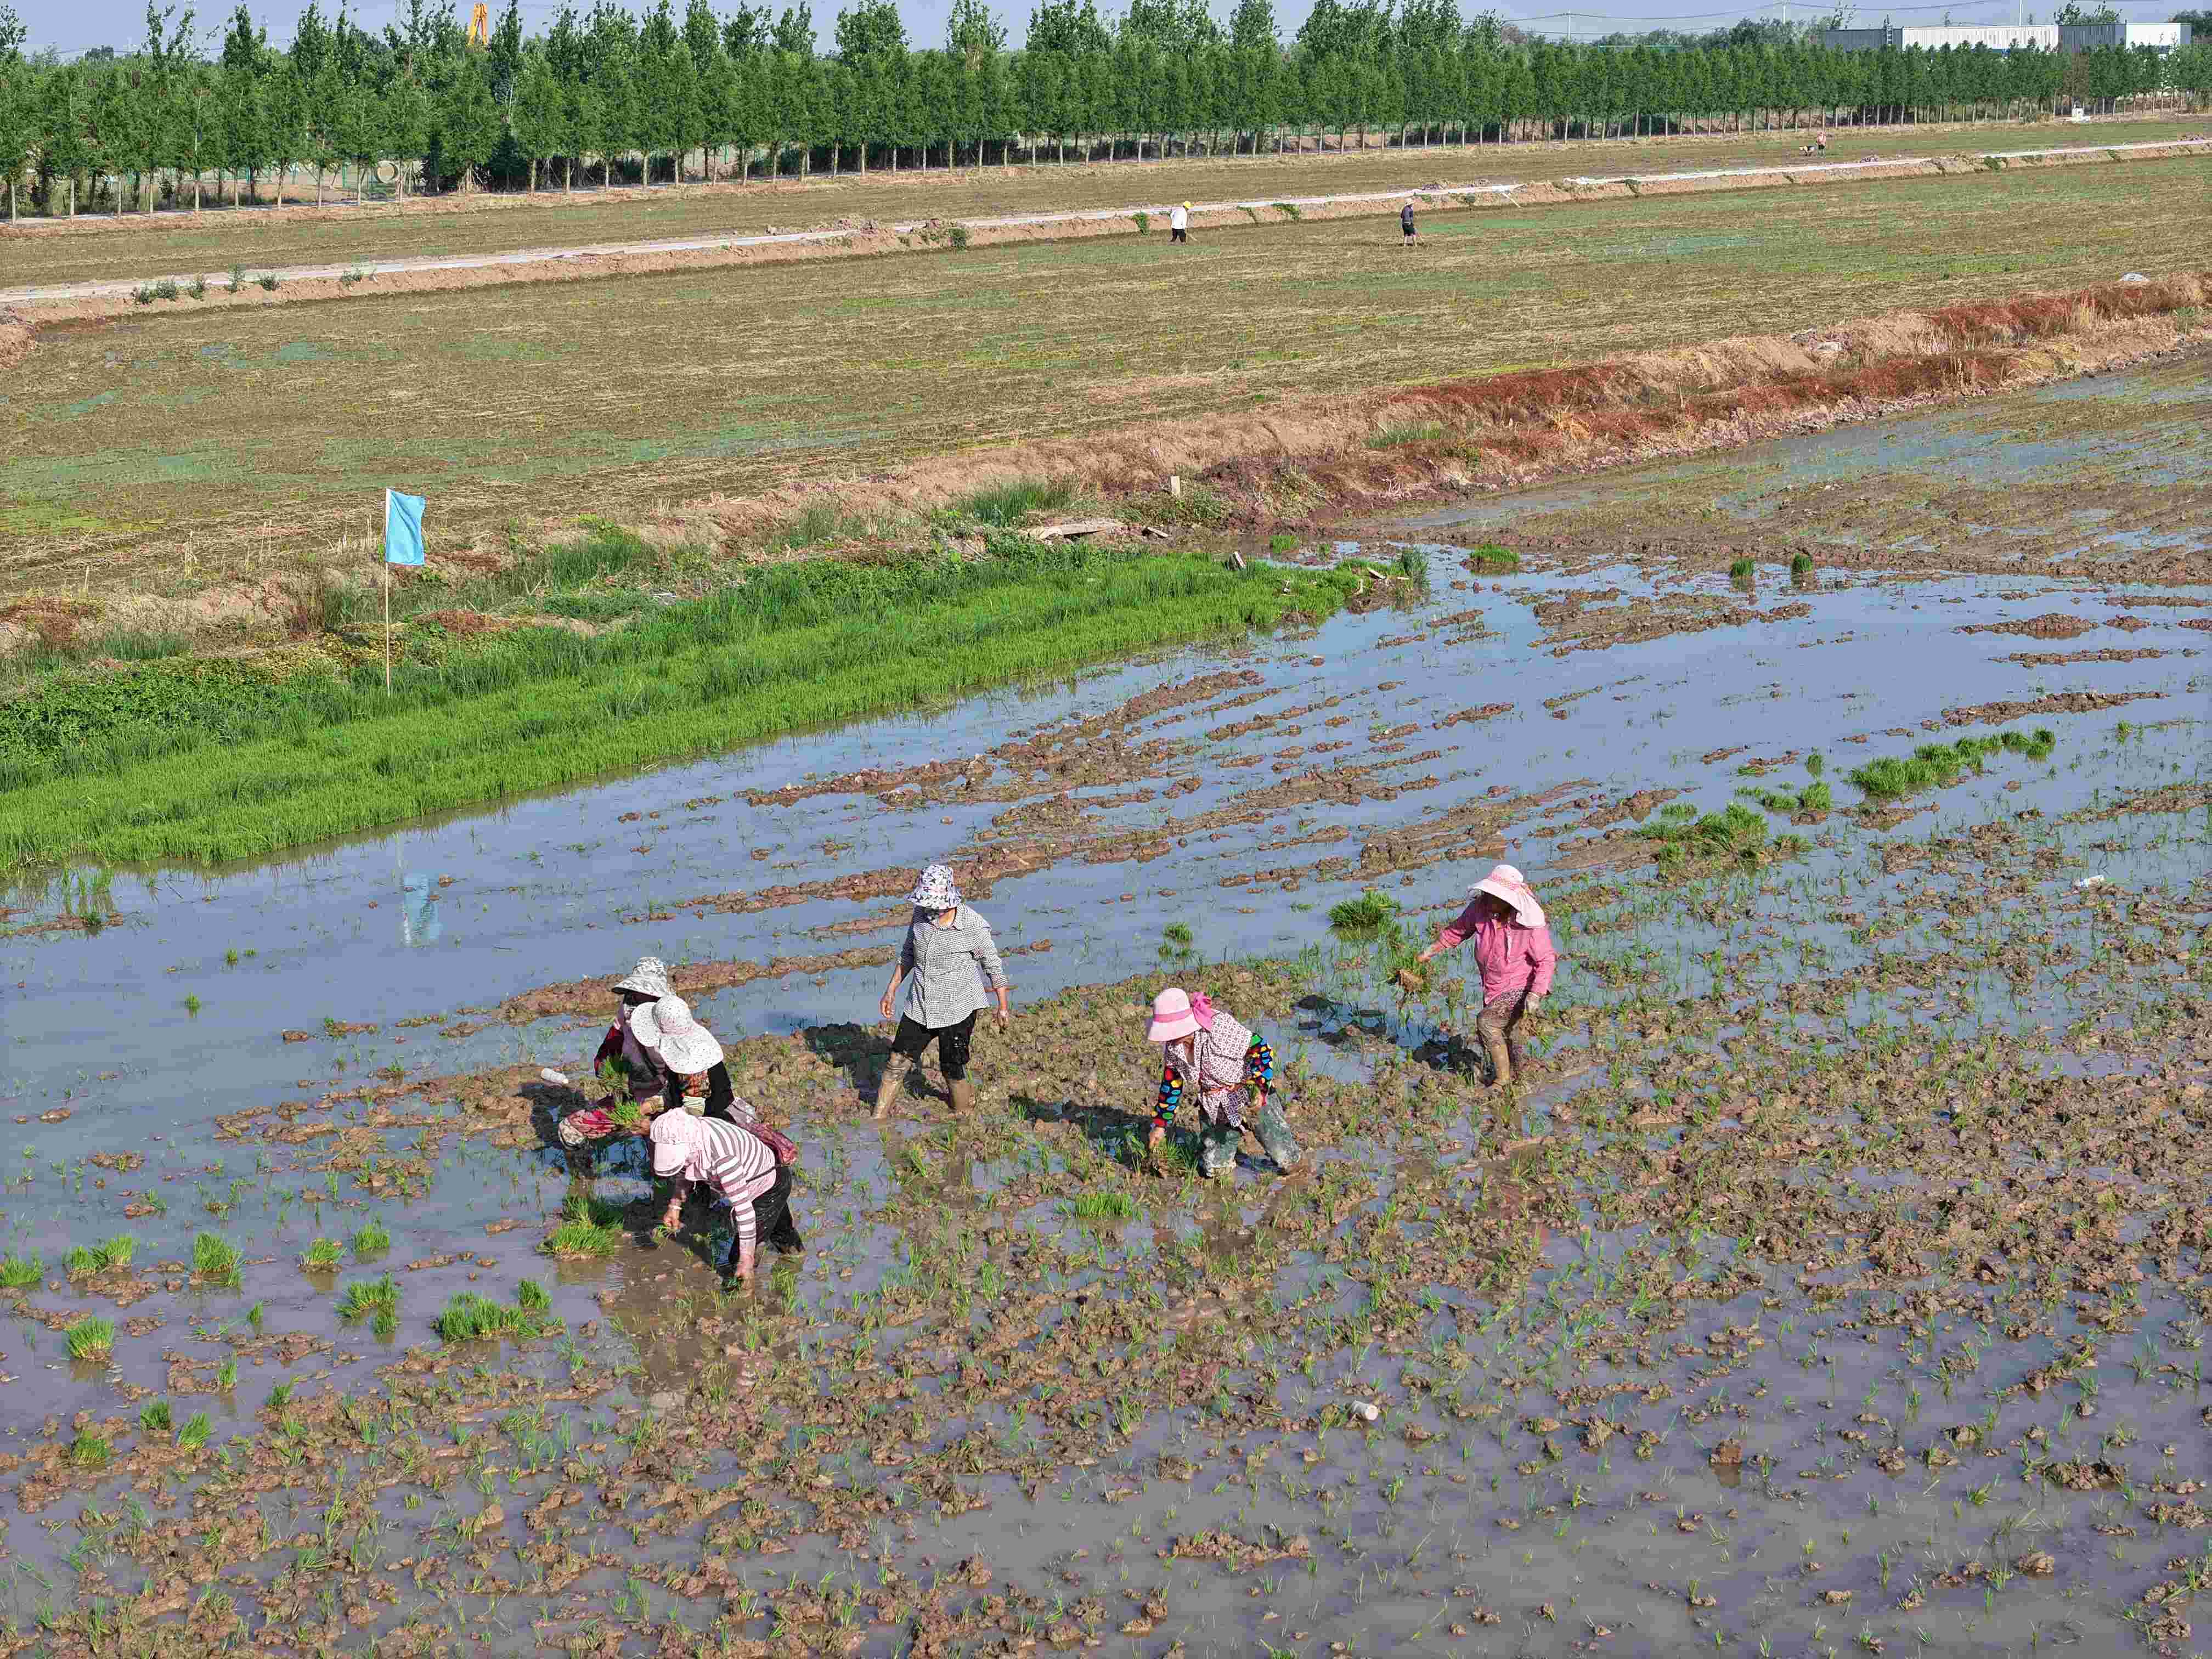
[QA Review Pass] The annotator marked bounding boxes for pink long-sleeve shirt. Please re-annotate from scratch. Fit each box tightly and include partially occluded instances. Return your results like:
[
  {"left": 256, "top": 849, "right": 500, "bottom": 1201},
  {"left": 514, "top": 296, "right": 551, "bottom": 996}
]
[{"left": 1436, "top": 903, "right": 1558, "bottom": 1005}]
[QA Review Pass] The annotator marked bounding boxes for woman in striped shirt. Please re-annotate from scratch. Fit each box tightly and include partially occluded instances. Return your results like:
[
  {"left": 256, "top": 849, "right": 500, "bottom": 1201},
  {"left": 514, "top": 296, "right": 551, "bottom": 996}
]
[
  {"left": 1144, "top": 986, "right": 1301, "bottom": 1179},
  {"left": 651, "top": 1104, "right": 802, "bottom": 1286}
]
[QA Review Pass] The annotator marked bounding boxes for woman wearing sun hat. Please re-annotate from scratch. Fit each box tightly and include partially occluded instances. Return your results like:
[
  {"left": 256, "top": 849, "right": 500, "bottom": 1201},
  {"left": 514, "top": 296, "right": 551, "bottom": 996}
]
[
  {"left": 873, "top": 863, "right": 1010, "bottom": 1119},
  {"left": 1143, "top": 987, "right": 1299, "bottom": 1178},
  {"left": 635, "top": 994, "right": 741, "bottom": 1124},
  {"left": 592, "top": 955, "right": 673, "bottom": 1102},
  {"left": 1414, "top": 862, "right": 1558, "bottom": 1087}
]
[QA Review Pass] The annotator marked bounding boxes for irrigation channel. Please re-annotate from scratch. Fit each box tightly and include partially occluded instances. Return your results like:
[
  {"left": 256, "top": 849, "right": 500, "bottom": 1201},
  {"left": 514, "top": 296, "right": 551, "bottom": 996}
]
[{"left": 1, "top": 351, "right": 2207, "bottom": 1656}]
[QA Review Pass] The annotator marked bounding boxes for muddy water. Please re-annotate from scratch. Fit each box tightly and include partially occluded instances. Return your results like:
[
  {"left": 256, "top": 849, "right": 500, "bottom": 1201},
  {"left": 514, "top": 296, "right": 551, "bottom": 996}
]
[{"left": 1, "top": 362, "right": 2208, "bottom": 1655}]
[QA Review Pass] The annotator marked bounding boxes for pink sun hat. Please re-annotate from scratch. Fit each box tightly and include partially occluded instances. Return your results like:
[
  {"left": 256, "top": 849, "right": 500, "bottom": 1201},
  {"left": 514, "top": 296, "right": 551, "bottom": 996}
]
[
  {"left": 1470, "top": 863, "right": 1547, "bottom": 928},
  {"left": 1144, "top": 987, "right": 1221, "bottom": 1044}
]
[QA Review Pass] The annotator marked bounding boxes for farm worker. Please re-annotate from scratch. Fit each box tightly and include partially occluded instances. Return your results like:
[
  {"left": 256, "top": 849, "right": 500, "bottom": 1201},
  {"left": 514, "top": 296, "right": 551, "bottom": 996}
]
[
  {"left": 651, "top": 1105, "right": 802, "bottom": 1289},
  {"left": 1414, "top": 863, "right": 1558, "bottom": 1088},
  {"left": 633, "top": 995, "right": 741, "bottom": 1125},
  {"left": 1169, "top": 201, "right": 1190, "bottom": 244},
  {"left": 1400, "top": 198, "right": 1418, "bottom": 245},
  {"left": 1144, "top": 987, "right": 1300, "bottom": 1178},
  {"left": 874, "top": 864, "right": 1010, "bottom": 1119},
  {"left": 594, "top": 956, "right": 673, "bottom": 1102}
]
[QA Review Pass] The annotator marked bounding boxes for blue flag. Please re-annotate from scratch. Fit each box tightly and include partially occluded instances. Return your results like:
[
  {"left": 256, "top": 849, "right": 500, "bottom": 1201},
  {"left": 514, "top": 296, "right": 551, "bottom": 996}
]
[{"left": 384, "top": 489, "right": 426, "bottom": 566}]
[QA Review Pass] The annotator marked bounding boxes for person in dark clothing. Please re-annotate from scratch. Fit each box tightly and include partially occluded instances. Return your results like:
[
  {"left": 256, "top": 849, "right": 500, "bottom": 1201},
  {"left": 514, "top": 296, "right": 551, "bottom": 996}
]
[
  {"left": 639, "top": 996, "right": 740, "bottom": 1124},
  {"left": 1400, "top": 199, "right": 1418, "bottom": 246}
]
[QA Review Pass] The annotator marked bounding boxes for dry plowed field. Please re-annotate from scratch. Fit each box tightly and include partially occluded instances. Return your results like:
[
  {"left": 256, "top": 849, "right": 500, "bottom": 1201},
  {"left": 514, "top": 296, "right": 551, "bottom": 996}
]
[{"left": 3, "top": 156, "right": 2204, "bottom": 589}]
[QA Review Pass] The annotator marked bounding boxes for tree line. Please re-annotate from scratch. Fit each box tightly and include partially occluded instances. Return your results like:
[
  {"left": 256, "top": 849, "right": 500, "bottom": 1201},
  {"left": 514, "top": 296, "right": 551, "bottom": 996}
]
[{"left": 0, "top": 0, "right": 2203, "bottom": 216}]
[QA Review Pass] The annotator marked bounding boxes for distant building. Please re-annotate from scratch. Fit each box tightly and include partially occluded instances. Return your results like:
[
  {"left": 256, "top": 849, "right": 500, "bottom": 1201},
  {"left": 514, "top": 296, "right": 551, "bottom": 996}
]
[{"left": 1816, "top": 20, "right": 2192, "bottom": 53}]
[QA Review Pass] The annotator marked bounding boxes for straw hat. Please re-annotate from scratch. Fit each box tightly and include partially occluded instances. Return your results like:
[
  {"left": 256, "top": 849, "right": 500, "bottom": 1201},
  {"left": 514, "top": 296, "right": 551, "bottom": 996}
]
[
  {"left": 1469, "top": 864, "right": 1546, "bottom": 928},
  {"left": 909, "top": 863, "right": 962, "bottom": 911},
  {"left": 613, "top": 956, "right": 672, "bottom": 999},
  {"left": 1146, "top": 986, "right": 1202, "bottom": 1045},
  {"left": 647, "top": 995, "right": 723, "bottom": 1075}
]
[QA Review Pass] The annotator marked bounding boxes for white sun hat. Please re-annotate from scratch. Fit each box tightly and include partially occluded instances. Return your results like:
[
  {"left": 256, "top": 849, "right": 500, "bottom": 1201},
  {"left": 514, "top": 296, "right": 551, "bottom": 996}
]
[
  {"left": 613, "top": 956, "right": 672, "bottom": 998},
  {"left": 1469, "top": 864, "right": 1547, "bottom": 928},
  {"left": 648, "top": 995, "right": 724, "bottom": 1075}
]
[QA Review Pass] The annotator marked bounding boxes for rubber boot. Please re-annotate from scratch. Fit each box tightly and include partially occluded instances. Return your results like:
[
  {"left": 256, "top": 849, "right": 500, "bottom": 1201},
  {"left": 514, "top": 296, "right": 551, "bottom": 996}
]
[
  {"left": 950, "top": 1079, "right": 975, "bottom": 1115},
  {"left": 1252, "top": 1094, "right": 1301, "bottom": 1173},
  {"left": 1485, "top": 1036, "right": 1514, "bottom": 1088},
  {"left": 1506, "top": 1029, "right": 1531, "bottom": 1082},
  {"left": 872, "top": 1065, "right": 904, "bottom": 1120}
]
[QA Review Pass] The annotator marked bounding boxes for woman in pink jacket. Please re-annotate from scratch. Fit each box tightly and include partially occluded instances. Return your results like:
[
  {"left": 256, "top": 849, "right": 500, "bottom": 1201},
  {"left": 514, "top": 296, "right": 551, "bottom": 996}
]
[{"left": 1414, "top": 863, "right": 1558, "bottom": 1087}]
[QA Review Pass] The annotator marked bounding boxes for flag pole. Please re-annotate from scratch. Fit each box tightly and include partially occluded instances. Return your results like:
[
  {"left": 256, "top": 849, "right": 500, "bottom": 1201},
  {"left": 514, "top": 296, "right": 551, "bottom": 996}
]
[{"left": 380, "top": 492, "right": 393, "bottom": 695}]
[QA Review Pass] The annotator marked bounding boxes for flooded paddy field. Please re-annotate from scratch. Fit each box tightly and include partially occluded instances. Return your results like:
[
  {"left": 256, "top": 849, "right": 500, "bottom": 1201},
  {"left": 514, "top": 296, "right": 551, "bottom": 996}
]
[{"left": 0, "top": 357, "right": 2206, "bottom": 1656}]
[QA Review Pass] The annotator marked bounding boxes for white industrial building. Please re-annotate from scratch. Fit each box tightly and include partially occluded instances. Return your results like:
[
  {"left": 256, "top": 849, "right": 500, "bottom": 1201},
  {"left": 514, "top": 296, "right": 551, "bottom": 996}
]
[{"left": 1816, "top": 20, "right": 2193, "bottom": 52}]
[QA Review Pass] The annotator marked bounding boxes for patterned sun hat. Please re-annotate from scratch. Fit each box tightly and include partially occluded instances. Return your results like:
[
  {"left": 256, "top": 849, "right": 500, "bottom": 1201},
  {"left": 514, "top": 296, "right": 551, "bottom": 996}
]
[
  {"left": 649, "top": 995, "right": 724, "bottom": 1075},
  {"left": 613, "top": 956, "right": 672, "bottom": 998},
  {"left": 909, "top": 864, "right": 962, "bottom": 911}
]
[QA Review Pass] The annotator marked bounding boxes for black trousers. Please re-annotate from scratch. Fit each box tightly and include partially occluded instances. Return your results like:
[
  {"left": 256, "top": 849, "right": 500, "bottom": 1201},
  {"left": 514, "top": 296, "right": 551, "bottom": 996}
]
[
  {"left": 1170, "top": 227, "right": 1188, "bottom": 243},
  {"left": 725, "top": 1163, "right": 802, "bottom": 1267},
  {"left": 891, "top": 1011, "right": 978, "bottom": 1082}
]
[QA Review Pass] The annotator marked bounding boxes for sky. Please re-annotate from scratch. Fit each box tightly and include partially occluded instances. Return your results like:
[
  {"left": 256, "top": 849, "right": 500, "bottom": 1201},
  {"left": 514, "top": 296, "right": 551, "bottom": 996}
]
[{"left": 14, "top": 0, "right": 2190, "bottom": 61}]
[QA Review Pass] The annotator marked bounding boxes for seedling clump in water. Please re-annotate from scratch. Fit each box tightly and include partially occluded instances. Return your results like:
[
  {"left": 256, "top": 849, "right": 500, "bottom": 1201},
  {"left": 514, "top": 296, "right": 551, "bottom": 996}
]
[
  {"left": 64, "top": 1317, "right": 115, "bottom": 1361},
  {"left": 1849, "top": 727, "right": 2057, "bottom": 801},
  {"left": 545, "top": 1193, "right": 625, "bottom": 1258}
]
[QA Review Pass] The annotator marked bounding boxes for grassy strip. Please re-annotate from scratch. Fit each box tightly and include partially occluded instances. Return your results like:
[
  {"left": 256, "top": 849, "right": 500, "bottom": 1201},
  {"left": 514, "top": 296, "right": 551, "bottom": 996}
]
[{"left": 0, "top": 541, "right": 1365, "bottom": 870}]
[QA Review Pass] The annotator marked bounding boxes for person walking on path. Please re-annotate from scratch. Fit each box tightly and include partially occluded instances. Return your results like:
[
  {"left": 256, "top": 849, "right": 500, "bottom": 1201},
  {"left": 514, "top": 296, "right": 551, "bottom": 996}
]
[
  {"left": 874, "top": 864, "right": 1010, "bottom": 1119},
  {"left": 1143, "top": 986, "right": 1300, "bottom": 1179},
  {"left": 1400, "top": 198, "right": 1418, "bottom": 246},
  {"left": 1169, "top": 201, "right": 1190, "bottom": 244},
  {"left": 651, "top": 1103, "right": 803, "bottom": 1289},
  {"left": 1414, "top": 864, "right": 1558, "bottom": 1087}
]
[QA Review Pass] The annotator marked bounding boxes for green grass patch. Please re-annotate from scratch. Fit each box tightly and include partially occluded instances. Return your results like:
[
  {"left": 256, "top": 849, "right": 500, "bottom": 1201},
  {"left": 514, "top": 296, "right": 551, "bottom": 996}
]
[
  {"left": 66, "top": 1234, "right": 135, "bottom": 1276},
  {"left": 0, "top": 1253, "right": 40, "bottom": 1290},
  {"left": 139, "top": 1399, "right": 172, "bottom": 1432},
  {"left": 335, "top": 1273, "right": 400, "bottom": 1324},
  {"left": 69, "top": 1431, "right": 112, "bottom": 1469},
  {"left": 544, "top": 1193, "right": 626, "bottom": 1259},
  {"left": 301, "top": 1237, "right": 343, "bottom": 1272},
  {"left": 1066, "top": 1191, "right": 1139, "bottom": 1223},
  {"left": 177, "top": 1411, "right": 212, "bottom": 1449},
  {"left": 1328, "top": 889, "right": 1401, "bottom": 930},
  {"left": 350, "top": 1220, "right": 392, "bottom": 1259},
  {"left": 1368, "top": 421, "right": 1446, "bottom": 448},
  {"left": 1848, "top": 727, "right": 2057, "bottom": 802},
  {"left": 1739, "top": 780, "right": 1832, "bottom": 815},
  {"left": 953, "top": 477, "right": 1081, "bottom": 527},
  {"left": 433, "top": 1288, "right": 563, "bottom": 1345},
  {"left": 1635, "top": 800, "right": 1803, "bottom": 872},
  {"left": 192, "top": 1231, "right": 241, "bottom": 1285},
  {"left": 1463, "top": 544, "right": 1519, "bottom": 572},
  {"left": 65, "top": 1316, "right": 116, "bottom": 1362},
  {"left": 0, "top": 539, "right": 1371, "bottom": 871}
]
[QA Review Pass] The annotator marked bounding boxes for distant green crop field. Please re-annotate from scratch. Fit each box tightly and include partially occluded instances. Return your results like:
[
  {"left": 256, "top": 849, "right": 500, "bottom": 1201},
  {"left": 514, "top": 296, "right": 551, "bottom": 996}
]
[{"left": 4, "top": 155, "right": 2203, "bottom": 596}]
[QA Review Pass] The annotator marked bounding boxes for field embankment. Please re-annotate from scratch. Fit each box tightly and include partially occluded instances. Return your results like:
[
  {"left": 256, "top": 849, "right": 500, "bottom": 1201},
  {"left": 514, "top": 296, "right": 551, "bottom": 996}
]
[
  {"left": 3, "top": 158, "right": 2204, "bottom": 599},
  {"left": 3, "top": 113, "right": 2197, "bottom": 297}
]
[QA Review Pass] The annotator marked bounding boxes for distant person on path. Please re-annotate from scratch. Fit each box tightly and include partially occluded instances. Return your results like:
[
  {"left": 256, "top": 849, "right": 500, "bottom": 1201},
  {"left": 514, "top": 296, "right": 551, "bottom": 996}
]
[
  {"left": 1414, "top": 863, "right": 1558, "bottom": 1088},
  {"left": 874, "top": 864, "right": 1010, "bottom": 1119},
  {"left": 1170, "top": 201, "right": 1190, "bottom": 244},
  {"left": 1401, "top": 198, "right": 1418, "bottom": 245},
  {"left": 651, "top": 1105, "right": 802, "bottom": 1289},
  {"left": 1143, "top": 986, "right": 1300, "bottom": 1178}
]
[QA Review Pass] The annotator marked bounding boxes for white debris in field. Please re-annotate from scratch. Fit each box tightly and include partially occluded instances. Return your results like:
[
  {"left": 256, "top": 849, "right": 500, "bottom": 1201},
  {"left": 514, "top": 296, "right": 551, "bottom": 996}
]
[
  {"left": 2075, "top": 876, "right": 2109, "bottom": 889},
  {"left": 2119, "top": 272, "right": 2149, "bottom": 284},
  {"left": 1350, "top": 1400, "right": 1381, "bottom": 1423}
]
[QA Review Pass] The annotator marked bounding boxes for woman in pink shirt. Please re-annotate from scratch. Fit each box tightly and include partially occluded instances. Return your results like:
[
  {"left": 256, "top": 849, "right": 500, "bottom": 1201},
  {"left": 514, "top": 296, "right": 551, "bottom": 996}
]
[{"left": 1414, "top": 863, "right": 1558, "bottom": 1087}]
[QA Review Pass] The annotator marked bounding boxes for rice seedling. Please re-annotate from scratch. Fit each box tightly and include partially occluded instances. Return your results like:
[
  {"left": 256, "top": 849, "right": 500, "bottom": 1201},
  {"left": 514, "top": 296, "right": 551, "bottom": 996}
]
[
  {"left": 1791, "top": 551, "right": 1816, "bottom": 576},
  {"left": 955, "top": 478, "right": 1080, "bottom": 527},
  {"left": 1163, "top": 922, "right": 1194, "bottom": 946},
  {"left": 139, "top": 1400, "right": 172, "bottom": 1432},
  {"left": 245, "top": 1300, "right": 264, "bottom": 1333},
  {"left": 1464, "top": 544, "right": 1519, "bottom": 572},
  {"left": 433, "top": 1290, "right": 563, "bottom": 1344},
  {"left": 191, "top": 1231, "right": 241, "bottom": 1285},
  {"left": 0, "top": 1253, "right": 40, "bottom": 1289},
  {"left": 336, "top": 1273, "right": 400, "bottom": 1323},
  {"left": 544, "top": 1193, "right": 625, "bottom": 1259},
  {"left": 1728, "top": 556, "right": 1756, "bottom": 582},
  {"left": 372, "top": 1306, "right": 398, "bottom": 1339},
  {"left": 183, "top": 994, "right": 202, "bottom": 1015},
  {"left": 1329, "top": 890, "right": 1401, "bottom": 930},
  {"left": 1068, "top": 1192, "right": 1139, "bottom": 1223},
  {"left": 301, "top": 1237, "right": 342, "bottom": 1271},
  {"left": 1740, "top": 780, "right": 1832, "bottom": 815},
  {"left": 177, "top": 1412, "right": 212, "bottom": 1449},
  {"left": 350, "top": 1218, "right": 392, "bottom": 1259},
  {"left": 216, "top": 1357, "right": 238, "bottom": 1390},
  {"left": 1636, "top": 802, "right": 1775, "bottom": 868},
  {"left": 266, "top": 1380, "right": 293, "bottom": 1409},
  {"left": 69, "top": 1432, "right": 111, "bottom": 1469},
  {"left": 65, "top": 1317, "right": 116, "bottom": 1362},
  {"left": 1805, "top": 752, "right": 1825, "bottom": 777},
  {"left": 516, "top": 1278, "right": 551, "bottom": 1312},
  {"left": 0, "top": 540, "right": 1373, "bottom": 869},
  {"left": 1848, "top": 727, "right": 2058, "bottom": 802}
]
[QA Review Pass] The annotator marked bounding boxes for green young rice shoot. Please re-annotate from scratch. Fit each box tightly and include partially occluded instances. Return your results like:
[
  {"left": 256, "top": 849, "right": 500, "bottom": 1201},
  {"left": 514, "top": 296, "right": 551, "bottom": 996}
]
[
  {"left": 65, "top": 1317, "right": 116, "bottom": 1361},
  {"left": 192, "top": 1231, "right": 241, "bottom": 1284}
]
